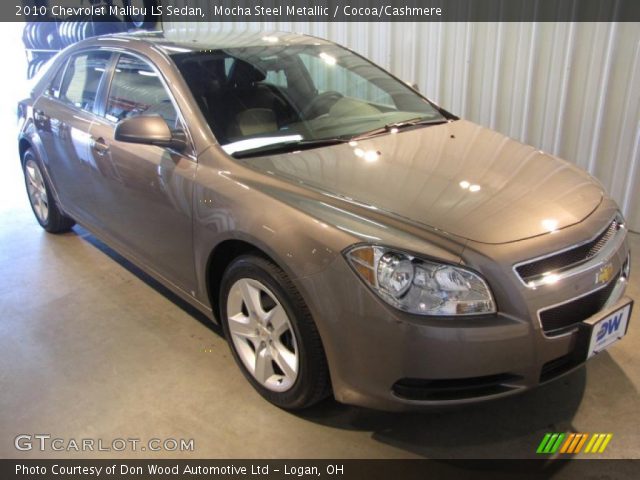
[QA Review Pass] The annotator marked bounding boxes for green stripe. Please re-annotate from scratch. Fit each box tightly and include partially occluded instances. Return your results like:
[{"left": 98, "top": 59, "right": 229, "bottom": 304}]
[
  {"left": 537, "top": 433, "right": 552, "bottom": 453},
  {"left": 543, "top": 434, "right": 559, "bottom": 453},
  {"left": 550, "top": 433, "right": 565, "bottom": 453}
]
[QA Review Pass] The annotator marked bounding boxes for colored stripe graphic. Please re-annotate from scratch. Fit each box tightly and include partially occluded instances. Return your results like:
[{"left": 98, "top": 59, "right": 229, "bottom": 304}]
[
  {"left": 536, "top": 433, "right": 565, "bottom": 454},
  {"left": 573, "top": 434, "right": 588, "bottom": 453},
  {"left": 544, "top": 434, "right": 559, "bottom": 453},
  {"left": 585, "top": 434, "right": 613, "bottom": 453},
  {"left": 559, "top": 434, "right": 575, "bottom": 453},
  {"left": 584, "top": 434, "right": 598, "bottom": 453},
  {"left": 538, "top": 433, "right": 612, "bottom": 454},
  {"left": 549, "top": 433, "right": 565, "bottom": 453},
  {"left": 598, "top": 434, "right": 613, "bottom": 453},
  {"left": 537, "top": 434, "right": 552, "bottom": 454},
  {"left": 592, "top": 434, "right": 606, "bottom": 452}
]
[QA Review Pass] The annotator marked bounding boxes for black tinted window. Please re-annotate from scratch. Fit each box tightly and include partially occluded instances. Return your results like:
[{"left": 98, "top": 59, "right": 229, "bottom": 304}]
[
  {"left": 105, "top": 54, "right": 177, "bottom": 127},
  {"left": 60, "top": 51, "right": 111, "bottom": 111}
]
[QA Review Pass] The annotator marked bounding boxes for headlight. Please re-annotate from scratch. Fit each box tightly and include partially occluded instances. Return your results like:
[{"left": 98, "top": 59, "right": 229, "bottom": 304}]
[{"left": 346, "top": 245, "right": 496, "bottom": 315}]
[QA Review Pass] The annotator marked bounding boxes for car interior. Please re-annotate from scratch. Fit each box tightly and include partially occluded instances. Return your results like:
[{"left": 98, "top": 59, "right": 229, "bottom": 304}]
[{"left": 176, "top": 54, "right": 301, "bottom": 145}]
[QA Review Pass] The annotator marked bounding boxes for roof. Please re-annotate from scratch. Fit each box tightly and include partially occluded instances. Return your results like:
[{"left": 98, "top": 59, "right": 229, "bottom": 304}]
[{"left": 104, "top": 30, "right": 333, "bottom": 54}]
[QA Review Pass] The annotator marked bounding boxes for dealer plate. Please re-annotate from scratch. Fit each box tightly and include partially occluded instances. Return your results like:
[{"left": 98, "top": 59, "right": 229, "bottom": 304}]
[{"left": 587, "top": 302, "right": 632, "bottom": 359}]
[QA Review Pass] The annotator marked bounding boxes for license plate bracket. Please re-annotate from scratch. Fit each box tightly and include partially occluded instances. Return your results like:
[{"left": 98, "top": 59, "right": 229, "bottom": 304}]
[{"left": 574, "top": 300, "right": 633, "bottom": 362}]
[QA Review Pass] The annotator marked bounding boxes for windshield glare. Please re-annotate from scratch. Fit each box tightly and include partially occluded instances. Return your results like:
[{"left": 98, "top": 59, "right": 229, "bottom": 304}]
[{"left": 171, "top": 44, "right": 446, "bottom": 156}]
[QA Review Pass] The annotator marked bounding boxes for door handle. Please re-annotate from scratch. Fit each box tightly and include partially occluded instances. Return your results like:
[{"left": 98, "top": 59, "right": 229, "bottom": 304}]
[{"left": 92, "top": 137, "right": 109, "bottom": 156}]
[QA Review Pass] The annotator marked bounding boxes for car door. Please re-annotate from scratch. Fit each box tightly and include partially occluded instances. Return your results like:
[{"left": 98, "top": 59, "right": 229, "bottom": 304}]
[
  {"left": 33, "top": 50, "right": 113, "bottom": 223},
  {"left": 87, "top": 52, "right": 197, "bottom": 291}
]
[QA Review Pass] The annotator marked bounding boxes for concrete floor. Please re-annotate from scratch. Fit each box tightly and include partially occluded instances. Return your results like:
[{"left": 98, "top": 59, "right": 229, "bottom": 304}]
[{"left": 0, "top": 27, "right": 638, "bottom": 458}]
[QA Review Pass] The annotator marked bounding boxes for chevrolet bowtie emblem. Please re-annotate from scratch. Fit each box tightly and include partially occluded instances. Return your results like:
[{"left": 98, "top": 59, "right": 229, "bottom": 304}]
[{"left": 596, "top": 263, "right": 614, "bottom": 285}]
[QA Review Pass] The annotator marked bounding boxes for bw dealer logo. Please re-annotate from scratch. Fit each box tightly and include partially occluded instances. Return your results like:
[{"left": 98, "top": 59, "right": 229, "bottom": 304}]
[
  {"left": 536, "top": 433, "right": 613, "bottom": 454},
  {"left": 597, "top": 312, "right": 624, "bottom": 342}
]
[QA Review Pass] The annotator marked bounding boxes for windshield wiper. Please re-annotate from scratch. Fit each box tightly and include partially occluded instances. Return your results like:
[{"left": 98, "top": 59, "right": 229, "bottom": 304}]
[
  {"left": 231, "top": 117, "right": 452, "bottom": 158},
  {"left": 351, "top": 117, "right": 451, "bottom": 141},
  {"left": 231, "top": 137, "right": 348, "bottom": 159}
]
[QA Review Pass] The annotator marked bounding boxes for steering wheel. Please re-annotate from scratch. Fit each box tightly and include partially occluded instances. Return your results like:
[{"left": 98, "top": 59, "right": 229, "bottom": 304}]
[{"left": 301, "top": 91, "right": 344, "bottom": 119}]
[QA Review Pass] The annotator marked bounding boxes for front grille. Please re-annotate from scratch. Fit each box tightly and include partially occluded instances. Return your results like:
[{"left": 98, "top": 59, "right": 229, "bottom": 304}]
[
  {"left": 516, "top": 218, "right": 619, "bottom": 281},
  {"left": 392, "top": 374, "right": 521, "bottom": 401},
  {"left": 539, "top": 275, "right": 618, "bottom": 336}
]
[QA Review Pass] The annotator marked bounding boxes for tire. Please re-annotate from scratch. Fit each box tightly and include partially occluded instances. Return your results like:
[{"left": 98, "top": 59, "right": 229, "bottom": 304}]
[
  {"left": 219, "top": 255, "right": 331, "bottom": 410},
  {"left": 62, "top": 21, "right": 74, "bottom": 46},
  {"left": 22, "top": 23, "right": 36, "bottom": 49},
  {"left": 46, "top": 24, "right": 62, "bottom": 50},
  {"left": 123, "top": 0, "right": 159, "bottom": 29},
  {"left": 90, "top": 18, "right": 127, "bottom": 38},
  {"left": 22, "top": 149, "right": 75, "bottom": 233},
  {"left": 27, "top": 60, "right": 35, "bottom": 80}
]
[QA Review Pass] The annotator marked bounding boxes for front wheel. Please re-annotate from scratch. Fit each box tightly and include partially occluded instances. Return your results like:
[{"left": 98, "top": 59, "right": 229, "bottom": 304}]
[
  {"left": 23, "top": 149, "right": 75, "bottom": 233},
  {"left": 220, "top": 255, "right": 331, "bottom": 410}
]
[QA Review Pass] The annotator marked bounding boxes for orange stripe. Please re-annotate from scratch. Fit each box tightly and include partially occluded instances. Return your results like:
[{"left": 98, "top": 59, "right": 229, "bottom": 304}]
[
  {"left": 567, "top": 434, "right": 582, "bottom": 453},
  {"left": 567, "top": 434, "right": 581, "bottom": 453},
  {"left": 560, "top": 434, "right": 575, "bottom": 453},
  {"left": 573, "top": 434, "right": 588, "bottom": 453}
]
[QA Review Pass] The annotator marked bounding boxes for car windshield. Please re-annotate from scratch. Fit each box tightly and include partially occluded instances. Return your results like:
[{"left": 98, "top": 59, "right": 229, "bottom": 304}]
[{"left": 170, "top": 43, "right": 449, "bottom": 157}]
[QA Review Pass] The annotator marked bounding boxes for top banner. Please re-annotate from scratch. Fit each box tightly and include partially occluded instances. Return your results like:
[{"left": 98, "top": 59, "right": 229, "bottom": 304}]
[{"left": 10, "top": 0, "right": 640, "bottom": 22}]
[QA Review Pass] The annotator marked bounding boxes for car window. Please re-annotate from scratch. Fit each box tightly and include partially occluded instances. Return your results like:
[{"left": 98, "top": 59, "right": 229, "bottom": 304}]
[
  {"left": 45, "top": 58, "right": 68, "bottom": 98},
  {"left": 265, "top": 69, "right": 288, "bottom": 88},
  {"left": 224, "top": 57, "right": 234, "bottom": 76},
  {"left": 299, "top": 53, "right": 393, "bottom": 107},
  {"left": 60, "top": 51, "right": 111, "bottom": 112},
  {"left": 172, "top": 44, "right": 444, "bottom": 154},
  {"left": 105, "top": 54, "right": 178, "bottom": 127}
]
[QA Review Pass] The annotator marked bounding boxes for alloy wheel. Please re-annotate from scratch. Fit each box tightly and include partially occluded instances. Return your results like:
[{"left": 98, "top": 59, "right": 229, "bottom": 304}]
[
  {"left": 226, "top": 278, "right": 299, "bottom": 392},
  {"left": 25, "top": 159, "right": 49, "bottom": 224}
]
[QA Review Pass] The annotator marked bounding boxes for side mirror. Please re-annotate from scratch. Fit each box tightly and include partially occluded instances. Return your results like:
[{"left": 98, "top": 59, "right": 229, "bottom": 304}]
[{"left": 115, "top": 115, "right": 187, "bottom": 151}]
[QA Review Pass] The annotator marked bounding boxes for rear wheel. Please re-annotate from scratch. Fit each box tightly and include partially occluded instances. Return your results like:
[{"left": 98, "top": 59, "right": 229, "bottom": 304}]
[
  {"left": 220, "top": 255, "right": 331, "bottom": 409},
  {"left": 23, "top": 149, "right": 75, "bottom": 233}
]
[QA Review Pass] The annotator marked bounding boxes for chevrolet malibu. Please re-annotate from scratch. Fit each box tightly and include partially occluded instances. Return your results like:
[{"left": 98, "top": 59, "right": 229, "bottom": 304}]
[{"left": 18, "top": 31, "right": 633, "bottom": 410}]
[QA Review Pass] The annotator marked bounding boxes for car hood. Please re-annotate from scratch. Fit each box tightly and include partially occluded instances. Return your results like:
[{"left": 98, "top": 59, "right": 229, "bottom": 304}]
[{"left": 241, "top": 120, "right": 603, "bottom": 244}]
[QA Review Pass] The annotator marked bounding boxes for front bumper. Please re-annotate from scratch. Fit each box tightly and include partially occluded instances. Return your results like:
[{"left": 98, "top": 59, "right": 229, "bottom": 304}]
[{"left": 296, "top": 205, "right": 631, "bottom": 411}]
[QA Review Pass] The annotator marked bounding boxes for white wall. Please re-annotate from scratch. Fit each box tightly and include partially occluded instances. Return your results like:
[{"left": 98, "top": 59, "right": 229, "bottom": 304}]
[
  {"left": 0, "top": 23, "right": 31, "bottom": 212},
  {"left": 164, "top": 21, "right": 640, "bottom": 232}
]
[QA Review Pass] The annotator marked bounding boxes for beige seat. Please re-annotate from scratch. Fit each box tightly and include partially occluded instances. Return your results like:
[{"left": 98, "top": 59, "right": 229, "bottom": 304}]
[
  {"left": 235, "top": 108, "right": 278, "bottom": 137},
  {"left": 329, "top": 97, "right": 381, "bottom": 117}
]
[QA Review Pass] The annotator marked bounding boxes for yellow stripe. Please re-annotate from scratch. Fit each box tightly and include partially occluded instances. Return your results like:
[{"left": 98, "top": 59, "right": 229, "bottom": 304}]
[
  {"left": 584, "top": 434, "right": 597, "bottom": 453},
  {"left": 560, "top": 434, "right": 575, "bottom": 453},
  {"left": 567, "top": 434, "right": 582, "bottom": 453},
  {"left": 598, "top": 434, "right": 613, "bottom": 453},
  {"left": 590, "top": 434, "right": 605, "bottom": 453},
  {"left": 574, "top": 434, "right": 588, "bottom": 454}
]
